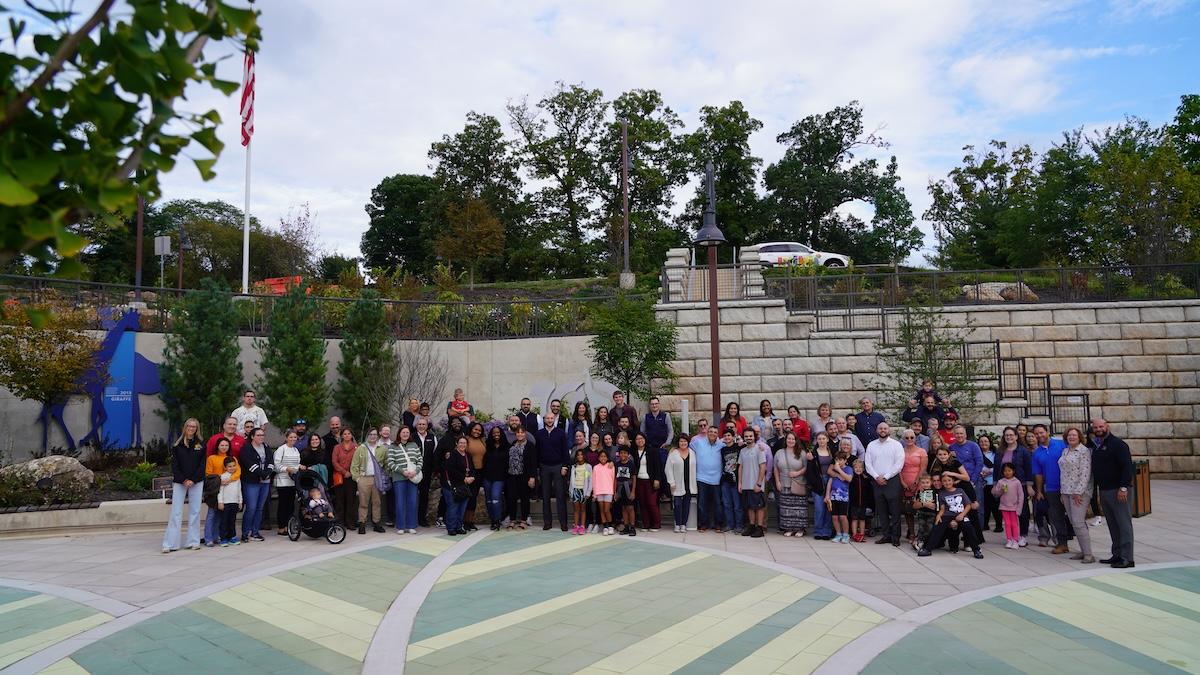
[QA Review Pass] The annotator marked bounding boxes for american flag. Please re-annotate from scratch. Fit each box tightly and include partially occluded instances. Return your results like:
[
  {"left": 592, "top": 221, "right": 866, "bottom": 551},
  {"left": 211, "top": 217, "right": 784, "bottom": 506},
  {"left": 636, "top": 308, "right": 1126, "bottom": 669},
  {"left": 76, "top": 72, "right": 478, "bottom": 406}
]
[{"left": 240, "top": 51, "right": 255, "bottom": 146}]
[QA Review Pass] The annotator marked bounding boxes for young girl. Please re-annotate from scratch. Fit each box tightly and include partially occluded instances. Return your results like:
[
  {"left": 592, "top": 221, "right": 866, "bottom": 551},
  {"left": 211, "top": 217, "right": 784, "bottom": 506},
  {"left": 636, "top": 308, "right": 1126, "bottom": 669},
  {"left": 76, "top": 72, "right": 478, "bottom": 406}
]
[
  {"left": 569, "top": 449, "right": 592, "bottom": 535},
  {"left": 615, "top": 446, "right": 637, "bottom": 536},
  {"left": 991, "top": 462, "right": 1024, "bottom": 549},
  {"left": 825, "top": 450, "right": 852, "bottom": 543},
  {"left": 847, "top": 458, "right": 874, "bottom": 543},
  {"left": 592, "top": 450, "right": 615, "bottom": 535}
]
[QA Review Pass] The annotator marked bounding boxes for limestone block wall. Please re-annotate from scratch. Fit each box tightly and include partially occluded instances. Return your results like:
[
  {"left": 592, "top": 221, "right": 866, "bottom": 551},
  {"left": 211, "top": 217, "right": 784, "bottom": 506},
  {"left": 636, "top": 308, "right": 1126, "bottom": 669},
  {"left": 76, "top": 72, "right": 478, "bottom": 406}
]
[{"left": 656, "top": 298, "right": 1200, "bottom": 478}]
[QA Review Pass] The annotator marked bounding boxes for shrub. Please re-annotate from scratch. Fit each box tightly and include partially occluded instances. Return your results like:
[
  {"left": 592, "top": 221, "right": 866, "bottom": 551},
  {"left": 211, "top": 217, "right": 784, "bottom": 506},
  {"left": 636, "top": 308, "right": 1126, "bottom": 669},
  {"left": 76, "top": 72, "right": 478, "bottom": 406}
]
[{"left": 115, "top": 462, "right": 157, "bottom": 492}]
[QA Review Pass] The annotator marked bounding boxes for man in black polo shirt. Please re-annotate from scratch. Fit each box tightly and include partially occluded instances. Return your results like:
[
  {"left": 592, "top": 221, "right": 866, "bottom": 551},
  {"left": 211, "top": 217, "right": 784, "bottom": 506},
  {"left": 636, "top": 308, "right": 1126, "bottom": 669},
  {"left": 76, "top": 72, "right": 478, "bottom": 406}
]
[{"left": 1090, "top": 418, "right": 1135, "bottom": 568}]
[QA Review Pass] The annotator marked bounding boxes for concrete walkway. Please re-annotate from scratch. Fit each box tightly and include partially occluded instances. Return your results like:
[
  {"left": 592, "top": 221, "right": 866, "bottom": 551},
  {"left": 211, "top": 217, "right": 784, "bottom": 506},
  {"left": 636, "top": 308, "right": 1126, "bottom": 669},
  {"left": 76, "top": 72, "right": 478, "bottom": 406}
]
[{"left": 0, "top": 480, "right": 1196, "bottom": 674}]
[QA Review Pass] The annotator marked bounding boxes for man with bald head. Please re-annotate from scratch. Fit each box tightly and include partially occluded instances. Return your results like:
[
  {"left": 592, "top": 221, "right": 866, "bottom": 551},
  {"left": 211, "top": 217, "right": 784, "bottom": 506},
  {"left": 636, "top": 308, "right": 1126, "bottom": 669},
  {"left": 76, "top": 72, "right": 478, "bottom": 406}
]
[
  {"left": 865, "top": 421, "right": 904, "bottom": 546},
  {"left": 1089, "top": 418, "right": 1135, "bottom": 568}
]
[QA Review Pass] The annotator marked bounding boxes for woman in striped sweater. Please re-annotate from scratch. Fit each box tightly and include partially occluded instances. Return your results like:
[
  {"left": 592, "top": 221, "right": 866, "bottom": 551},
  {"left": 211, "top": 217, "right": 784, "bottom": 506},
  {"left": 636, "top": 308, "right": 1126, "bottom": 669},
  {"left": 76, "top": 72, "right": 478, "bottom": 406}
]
[
  {"left": 273, "top": 430, "right": 303, "bottom": 536},
  {"left": 387, "top": 426, "right": 423, "bottom": 534}
]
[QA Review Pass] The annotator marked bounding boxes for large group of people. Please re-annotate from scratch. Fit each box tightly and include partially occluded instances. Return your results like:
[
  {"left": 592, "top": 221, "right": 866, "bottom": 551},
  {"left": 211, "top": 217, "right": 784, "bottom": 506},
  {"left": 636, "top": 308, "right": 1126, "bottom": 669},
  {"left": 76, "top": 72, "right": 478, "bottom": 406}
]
[{"left": 161, "top": 383, "right": 1138, "bottom": 569}]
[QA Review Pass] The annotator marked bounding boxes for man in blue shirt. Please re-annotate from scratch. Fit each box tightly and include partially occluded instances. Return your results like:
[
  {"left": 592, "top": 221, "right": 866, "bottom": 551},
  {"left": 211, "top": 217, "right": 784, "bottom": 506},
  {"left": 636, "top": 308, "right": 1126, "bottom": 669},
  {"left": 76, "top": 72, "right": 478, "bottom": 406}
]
[
  {"left": 1031, "top": 424, "right": 1069, "bottom": 551},
  {"left": 854, "top": 397, "right": 887, "bottom": 450},
  {"left": 690, "top": 423, "right": 724, "bottom": 532}
]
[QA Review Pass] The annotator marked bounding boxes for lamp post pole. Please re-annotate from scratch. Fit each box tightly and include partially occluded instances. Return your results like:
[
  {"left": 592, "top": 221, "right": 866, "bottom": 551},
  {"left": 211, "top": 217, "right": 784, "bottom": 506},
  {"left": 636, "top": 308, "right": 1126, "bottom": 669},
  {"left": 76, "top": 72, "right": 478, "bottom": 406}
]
[
  {"left": 693, "top": 161, "right": 726, "bottom": 424},
  {"left": 134, "top": 194, "right": 144, "bottom": 301},
  {"left": 619, "top": 120, "right": 635, "bottom": 290}
]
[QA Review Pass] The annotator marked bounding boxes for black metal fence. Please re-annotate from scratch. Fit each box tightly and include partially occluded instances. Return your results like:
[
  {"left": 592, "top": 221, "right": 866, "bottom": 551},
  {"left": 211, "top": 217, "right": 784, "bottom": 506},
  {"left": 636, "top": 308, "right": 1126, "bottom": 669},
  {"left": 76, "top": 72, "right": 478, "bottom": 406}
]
[
  {"left": 760, "top": 262, "right": 1200, "bottom": 312},
  {"left": 0, "top": 275, "right": 633, "bottom": 340}
]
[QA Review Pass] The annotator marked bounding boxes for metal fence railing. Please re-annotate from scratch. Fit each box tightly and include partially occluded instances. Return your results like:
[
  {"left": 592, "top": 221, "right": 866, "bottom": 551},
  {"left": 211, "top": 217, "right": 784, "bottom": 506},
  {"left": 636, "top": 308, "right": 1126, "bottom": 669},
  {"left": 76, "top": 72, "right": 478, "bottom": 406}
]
[
  {"left": 1050, "top": 393, "right": 1092, "bottom": 436},
  {"left": 753, "top": 262, "right": 1200, "bottom": 312},
  {"left": 660, "top": 262, "right": 765, "bottom": 303},
  {"left": 0, "top": 275, "right": 636, "bottom": 341},
  {"left": 1025, "top": 375, "right": 1052, "bottom": 418}
]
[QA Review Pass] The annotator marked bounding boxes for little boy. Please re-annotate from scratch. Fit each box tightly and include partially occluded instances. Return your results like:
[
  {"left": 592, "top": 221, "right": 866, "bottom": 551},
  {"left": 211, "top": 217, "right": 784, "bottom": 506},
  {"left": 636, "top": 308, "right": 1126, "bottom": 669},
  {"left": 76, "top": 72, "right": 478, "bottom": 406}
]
[
  {"left": 737, "top": 437, "right": 767, "bottom": 538},
  {"left": 306, "top": 487, "right": 334, "bottom": 520},
  {"left": 911, "top": 473, "right": 937, "bottom": 550},
  {"left": 719, "top": 430, "right": 743, "bottom": 533},
  {"left": 615, "top": 446, "right": 637, "bottom": 536},
  {"left": 918, "top": 473, "right": 983, "bottom": 559},
  {"left": 217, "top": 456, "right": 243, "bottom": 546}
]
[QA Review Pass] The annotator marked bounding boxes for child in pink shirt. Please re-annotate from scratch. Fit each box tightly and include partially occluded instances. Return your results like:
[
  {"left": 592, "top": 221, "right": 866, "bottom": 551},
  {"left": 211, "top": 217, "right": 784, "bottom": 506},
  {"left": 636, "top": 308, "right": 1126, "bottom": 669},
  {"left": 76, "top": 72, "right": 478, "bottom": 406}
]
[
  {"left": 592, "top": 449, "right": 615, "bottom": 535},
  {"left": 991, "top": 462, "right": 1024, "bottom": 549}
]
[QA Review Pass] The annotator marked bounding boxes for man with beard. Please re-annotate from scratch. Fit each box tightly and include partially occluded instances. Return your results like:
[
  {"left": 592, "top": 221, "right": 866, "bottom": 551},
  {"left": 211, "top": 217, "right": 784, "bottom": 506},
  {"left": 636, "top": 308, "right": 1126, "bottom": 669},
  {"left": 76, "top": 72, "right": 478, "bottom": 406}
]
[
  {"left": 1090, "top": 418, "right": 1136, "bottom": 568},
  {"left": 517, "top": 398, "right": 538, "bottom": 434},
  {"left": 414, "top": 418, "right": 438, "bottom": 527}
]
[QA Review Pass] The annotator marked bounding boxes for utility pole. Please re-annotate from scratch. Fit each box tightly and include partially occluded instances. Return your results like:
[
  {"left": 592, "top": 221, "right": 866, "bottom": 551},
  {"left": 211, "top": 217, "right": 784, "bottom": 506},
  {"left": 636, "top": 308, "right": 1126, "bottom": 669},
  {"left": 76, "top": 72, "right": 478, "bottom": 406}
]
[{"left": 619, "top": 120, "right": 635, "bottom": 290}]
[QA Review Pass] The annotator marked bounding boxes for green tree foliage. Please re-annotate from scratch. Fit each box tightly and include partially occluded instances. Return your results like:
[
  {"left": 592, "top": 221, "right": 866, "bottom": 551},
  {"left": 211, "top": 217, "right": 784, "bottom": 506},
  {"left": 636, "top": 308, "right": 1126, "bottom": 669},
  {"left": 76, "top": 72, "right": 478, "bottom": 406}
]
[
  {"left": 335, "top": 290, "right": 396, "bottom": 436},
  {"left": 255, "top": 284, "right": 328, "bottom": 427},
  {"left": 361, "top": 174, "right": 439, "bottom": 275},
  {"left": 509, "top": 82, "right": 608, "bottom": 277},
  {"left": 0, "top": 304, "right": 100, "bottom": 449},
  {"left": 427, "top": 112, "right": 542, "bottom": 280},
  {"left": 681, "top": 101, "right": 767, "bottom": 249},
  {"left": 932, "top": 98, "right": 1200, "bottom": 269},
  {"left": 317, "top": 254, "right": 359, "bottom": 282},
  {"left": 77, "top": 199, "right": 315, "bottom": 286},
  {"left": 923, "top": 141, "right": 1036, "bottom": 269},
  {"left": 587, "top": 294, "right": 677, "bottom": 401},
  {"left": 598, "top": 90, "right": 690, "bottom": 274},
  {"left": 868, "top": 306, "right": 996, "bottom": 422},
  {"left": 763, "top": 102, "right": 920, "bottom": 264},
  {"left": 434, "top": 198, "right": 505, "bottom": 288},
  {"left": 158, "top": 279, "right": 243, "bottom": 434},
  {"left": 0, "top": 1, "right": 260, "bottom": 274}
]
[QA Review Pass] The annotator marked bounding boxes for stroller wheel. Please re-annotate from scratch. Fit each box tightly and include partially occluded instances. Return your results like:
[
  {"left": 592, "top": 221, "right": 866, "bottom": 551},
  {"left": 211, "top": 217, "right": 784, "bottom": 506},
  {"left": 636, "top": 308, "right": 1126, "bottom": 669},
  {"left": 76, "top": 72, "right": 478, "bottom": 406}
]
[
  {"left": 326, "top": 523, "right": 346, "bottom": 545},
  {"left": 287, "top": 516, "right": 301, "bottom": 541}
]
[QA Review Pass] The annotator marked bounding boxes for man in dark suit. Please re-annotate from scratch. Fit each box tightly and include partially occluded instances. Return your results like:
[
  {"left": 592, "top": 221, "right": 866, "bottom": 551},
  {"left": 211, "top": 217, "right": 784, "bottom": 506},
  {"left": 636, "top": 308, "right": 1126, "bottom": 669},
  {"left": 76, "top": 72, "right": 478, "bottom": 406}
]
[
  {"left": 534, "top": 413, "right": 570, "bottom": 532},
  {"left": 1090, "top": 418, "right": 1136, "bottom": 568},
  {"left": 413, "top": 418, "right": 438, "bottom": 527},
  {"left": 517, "top": 398, "right": 539, "bottom": 435}
]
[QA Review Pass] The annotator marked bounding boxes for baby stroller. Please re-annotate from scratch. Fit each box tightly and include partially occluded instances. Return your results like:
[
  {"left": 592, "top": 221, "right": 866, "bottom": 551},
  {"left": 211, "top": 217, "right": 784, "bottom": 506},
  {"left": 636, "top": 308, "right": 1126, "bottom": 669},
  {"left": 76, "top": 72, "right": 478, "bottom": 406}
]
[{"left": 287, "top": 469, "right": 347, "bottom": 544}]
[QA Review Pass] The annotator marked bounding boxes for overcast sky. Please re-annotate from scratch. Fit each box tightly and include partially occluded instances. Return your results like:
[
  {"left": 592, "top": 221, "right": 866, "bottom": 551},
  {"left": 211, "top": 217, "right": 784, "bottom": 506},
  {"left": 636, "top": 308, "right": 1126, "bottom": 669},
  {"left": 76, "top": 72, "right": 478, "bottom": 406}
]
[{"left": 160, "top": 0, "right": 1200, "bottom": 265}]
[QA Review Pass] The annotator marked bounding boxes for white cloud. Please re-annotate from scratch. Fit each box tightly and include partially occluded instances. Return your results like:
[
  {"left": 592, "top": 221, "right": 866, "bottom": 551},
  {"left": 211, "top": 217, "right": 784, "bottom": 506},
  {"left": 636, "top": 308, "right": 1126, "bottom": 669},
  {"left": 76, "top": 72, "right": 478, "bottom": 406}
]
[{"left": 153, "top": 0, "right": 1169, "bottom": 266}]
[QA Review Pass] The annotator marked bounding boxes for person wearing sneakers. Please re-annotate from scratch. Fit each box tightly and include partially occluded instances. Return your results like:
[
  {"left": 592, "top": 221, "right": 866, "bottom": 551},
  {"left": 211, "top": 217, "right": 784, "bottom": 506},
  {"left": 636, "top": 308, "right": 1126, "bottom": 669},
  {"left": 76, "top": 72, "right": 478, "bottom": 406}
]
[
  {"left": 918, "top": 473, "right": 984, "bottom": 559},
  {"left": 1032, "top": 424, "right": 1069, "bottom": 552},
  {"left": 569, "top": 449, "right": 593, "bottom": 534},
  {"left": 593, "top": 450, "right": 616, "bottom": 535},
  {"left": 665, "top": 435, "right": 697, "bottom": 533}
]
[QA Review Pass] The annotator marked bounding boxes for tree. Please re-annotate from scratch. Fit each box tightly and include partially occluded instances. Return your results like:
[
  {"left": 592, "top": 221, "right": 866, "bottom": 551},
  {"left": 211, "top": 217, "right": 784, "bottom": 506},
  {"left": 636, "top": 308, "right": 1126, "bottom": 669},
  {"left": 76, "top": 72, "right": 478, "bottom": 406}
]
[
  {"left": 275, "top": 203, "right": 320, "bottom": 278},
  {"left": 588, "top": 294, "right": 677, "bottom": 401},
  {"left": 763, "top": 102, "right": 920, "bottom": 264},
  {"left": 317, "top": 254, "right": 359, "bottom": 282},
  {"left": 868, "top": 306, "right": 996, "bottom": 423},
  {"left": 1171, "top": 94, "right": 1200, "bottom": 172},
  {"left": 361, "top": 174, "right": 439, "bottom": 274},
  {"left": 1085, "top": 119, "right": 1200, "bottom": 266},
  {"left": 427, "top": 112, "right": 542, "bottom": 280},
  {"left": 681, "top": 101, "right": 767, "bottom": 249},
  {"left": 0, "top": 304, "right": 100, "bottom": 450},
  {"left": 509, "top": 82, "right": 608, "bottom": 277},
  {"left": 0, "top": 1, "right": 260, "bottom": 274},
  {"left": 159, "top": 279, "right": 243, "bottom": 434},
  {"left": 254, "top": 284, "right": 328, "bottom": 428},
  {"left": 335, "top": 290, "right": 396, "bottom": 436},
  {"left": 923, "top": 141, "right": 1036, "bottom": 269},
  {"left": 435, "top": 199, "right": 505, "bottom": 288}
]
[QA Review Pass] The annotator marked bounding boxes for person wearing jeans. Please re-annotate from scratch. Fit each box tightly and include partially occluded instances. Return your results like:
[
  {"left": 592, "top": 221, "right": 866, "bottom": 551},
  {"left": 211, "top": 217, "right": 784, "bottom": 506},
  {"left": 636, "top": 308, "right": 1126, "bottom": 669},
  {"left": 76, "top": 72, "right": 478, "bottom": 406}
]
[
  {"left": 664, "top": 436, "right": 697, "bottom": 532},
  {"left": 690, "top": 425, "right": 724, "bottom": 532},
  {"left": 808, "top": 432, "right": 835, "bottom": 539},
  {"left": 1032, "top": 425, "right": 1069, "bottom": 552},
  {"left": 239, "top": 428, "right": 273, "bottom": 541},
  {"left": 482, "top": 426, "right": 509, "bottom": 529},
  {"left": 442, "top": 437, "right": 473, "bottom": 535},
  {"left": 162, "top": 418, "right": 205, "bottom": 553},
  {"left": 387, "top": 426, "right": 423, "bottom": 534}
]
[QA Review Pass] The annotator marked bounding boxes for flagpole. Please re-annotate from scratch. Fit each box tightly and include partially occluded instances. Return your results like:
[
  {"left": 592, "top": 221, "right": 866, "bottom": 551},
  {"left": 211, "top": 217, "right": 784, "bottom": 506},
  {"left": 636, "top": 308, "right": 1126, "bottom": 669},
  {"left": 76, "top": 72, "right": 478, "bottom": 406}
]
[{"left": 241, "top": 139, "right": 251, "bottom": 294}]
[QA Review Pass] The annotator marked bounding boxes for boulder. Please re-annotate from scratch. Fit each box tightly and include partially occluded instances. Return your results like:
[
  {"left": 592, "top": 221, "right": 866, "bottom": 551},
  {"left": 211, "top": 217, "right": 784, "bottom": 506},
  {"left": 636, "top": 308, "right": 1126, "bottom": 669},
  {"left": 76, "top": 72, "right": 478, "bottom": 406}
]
[
  {"left": 961, "top": 284, "right": 1005, "bottom": 302},
  {"left": 1000, "top": 283, "right": 1039, "bottom": 302},
  {"left": 0, "top": 456, "right": 94, "bottom": 488}
]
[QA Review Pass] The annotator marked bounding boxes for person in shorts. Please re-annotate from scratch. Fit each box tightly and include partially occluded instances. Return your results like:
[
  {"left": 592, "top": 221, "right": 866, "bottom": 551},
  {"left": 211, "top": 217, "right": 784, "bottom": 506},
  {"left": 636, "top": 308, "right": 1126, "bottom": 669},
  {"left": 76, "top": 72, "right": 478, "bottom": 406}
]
[
  {"left": 737, "top": 436, "right": 767, "bottom": 538},
  {"left": 911, "top": 473, "right": 937, "bottom": 550},
  {"left": 825, "top": 450, "right": 852, "bottom": 543}
]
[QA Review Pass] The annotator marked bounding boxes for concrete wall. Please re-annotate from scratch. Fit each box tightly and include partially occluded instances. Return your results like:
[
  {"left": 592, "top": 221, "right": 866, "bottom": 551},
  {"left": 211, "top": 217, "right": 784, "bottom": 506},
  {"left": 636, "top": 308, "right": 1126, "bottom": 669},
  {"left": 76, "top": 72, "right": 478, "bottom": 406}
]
[
  {"left": 1, "top": 334, "right": 610, "bottom": 462},
  {"left": 655, "top": 298, "right": 1200, "bottom": 478}
]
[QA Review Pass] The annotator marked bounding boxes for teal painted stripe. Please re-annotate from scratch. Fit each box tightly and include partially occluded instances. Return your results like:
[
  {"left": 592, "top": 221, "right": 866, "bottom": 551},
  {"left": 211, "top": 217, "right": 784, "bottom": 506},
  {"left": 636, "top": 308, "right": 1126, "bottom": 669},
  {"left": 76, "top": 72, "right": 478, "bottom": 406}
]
[
  {"left": 0, "top": 597, "right": 95, "bottom": 645},
  {"left": 0, "top": 587, "right": 37, "bottom": 606},
  {"left": 673, "top": 588, "right": 840, "bottom": 675},
  {"left": 188, "top": 598, "right": 360, "bottom": 672},
  {"left": 359, "top": 544, "right": 437, "bottom": 568},
  {"left": 1134, "top": 567, "right": 1200, "bottom": 595},
  {"left": 1079, "top": 578, "right": 1200, "bottom": 624},
  {"left": 986, "top": 596, "right": 1189, "bottom": 675},
  {"left": 863, "top": 624, "right": 1024, "bottom": 675},
  {"left": 452, "top": 528, "right": 565, "bottom": 562},
  {"left": 410, "top": 542, "right": 690, "bottom": 642},
  {"left": 72, "top": 607, "right": 329, "bottom": 675}
]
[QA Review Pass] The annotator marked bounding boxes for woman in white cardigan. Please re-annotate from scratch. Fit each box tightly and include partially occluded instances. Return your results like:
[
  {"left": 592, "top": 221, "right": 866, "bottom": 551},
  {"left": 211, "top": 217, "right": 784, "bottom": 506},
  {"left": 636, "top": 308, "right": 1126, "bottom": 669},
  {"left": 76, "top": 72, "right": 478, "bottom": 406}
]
[
  {"left": 273, "top": 430, "right": 304, "bottom": 535},
  {"left": 664, "top": 435, "right": 698, "bottom": 533}
]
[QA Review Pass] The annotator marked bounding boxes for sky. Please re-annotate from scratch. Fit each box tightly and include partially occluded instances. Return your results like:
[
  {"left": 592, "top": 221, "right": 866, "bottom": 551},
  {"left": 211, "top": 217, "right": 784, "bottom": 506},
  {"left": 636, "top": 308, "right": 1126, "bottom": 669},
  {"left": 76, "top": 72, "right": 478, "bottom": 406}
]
[{"left": 160, "top": 0, "right": 1200, "bottom": 265}]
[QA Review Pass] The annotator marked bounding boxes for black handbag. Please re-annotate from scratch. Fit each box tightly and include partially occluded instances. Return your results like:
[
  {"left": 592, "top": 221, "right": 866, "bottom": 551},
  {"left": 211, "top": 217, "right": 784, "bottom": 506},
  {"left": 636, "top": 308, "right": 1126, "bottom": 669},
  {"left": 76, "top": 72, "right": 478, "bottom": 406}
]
[{"left": 451, "top": 485, "right": 470, "bottom": 500}]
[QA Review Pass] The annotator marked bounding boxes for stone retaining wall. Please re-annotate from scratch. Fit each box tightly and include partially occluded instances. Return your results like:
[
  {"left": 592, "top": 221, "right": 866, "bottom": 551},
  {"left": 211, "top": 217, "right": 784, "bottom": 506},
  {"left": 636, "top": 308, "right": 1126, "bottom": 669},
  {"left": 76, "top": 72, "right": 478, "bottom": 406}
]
[{"left": 655, "top": 298, "right": 1200, "bottom": 478}]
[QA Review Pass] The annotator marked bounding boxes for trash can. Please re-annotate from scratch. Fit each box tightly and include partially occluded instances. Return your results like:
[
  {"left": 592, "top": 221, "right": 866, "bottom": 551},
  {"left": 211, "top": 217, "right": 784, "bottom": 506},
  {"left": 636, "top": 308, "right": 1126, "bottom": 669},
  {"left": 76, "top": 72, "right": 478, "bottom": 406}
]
[{"left": 1132, "top": 459, "right": 1151, "bottom": 518}]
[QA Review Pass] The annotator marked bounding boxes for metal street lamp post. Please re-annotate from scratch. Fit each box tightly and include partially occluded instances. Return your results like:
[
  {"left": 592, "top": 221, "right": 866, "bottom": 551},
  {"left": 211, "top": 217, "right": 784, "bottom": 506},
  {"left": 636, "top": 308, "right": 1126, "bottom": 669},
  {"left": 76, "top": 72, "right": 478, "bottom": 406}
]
[
  {"left": 693, "top": 161, "right": 726, "bottom": 423},
  {"left": 176, "top": 226, "right": 193, "bottom": 292},
  {"left": 619, "top": 120, "right": 635, "bottom": 290}
]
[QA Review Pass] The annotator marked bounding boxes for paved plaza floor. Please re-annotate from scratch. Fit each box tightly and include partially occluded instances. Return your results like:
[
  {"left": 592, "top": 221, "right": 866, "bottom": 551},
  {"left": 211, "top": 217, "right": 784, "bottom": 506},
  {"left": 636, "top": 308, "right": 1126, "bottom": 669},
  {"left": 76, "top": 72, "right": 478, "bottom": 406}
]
[{"left": 0, "top": 480, "right": 1197, "bottom": 674}]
